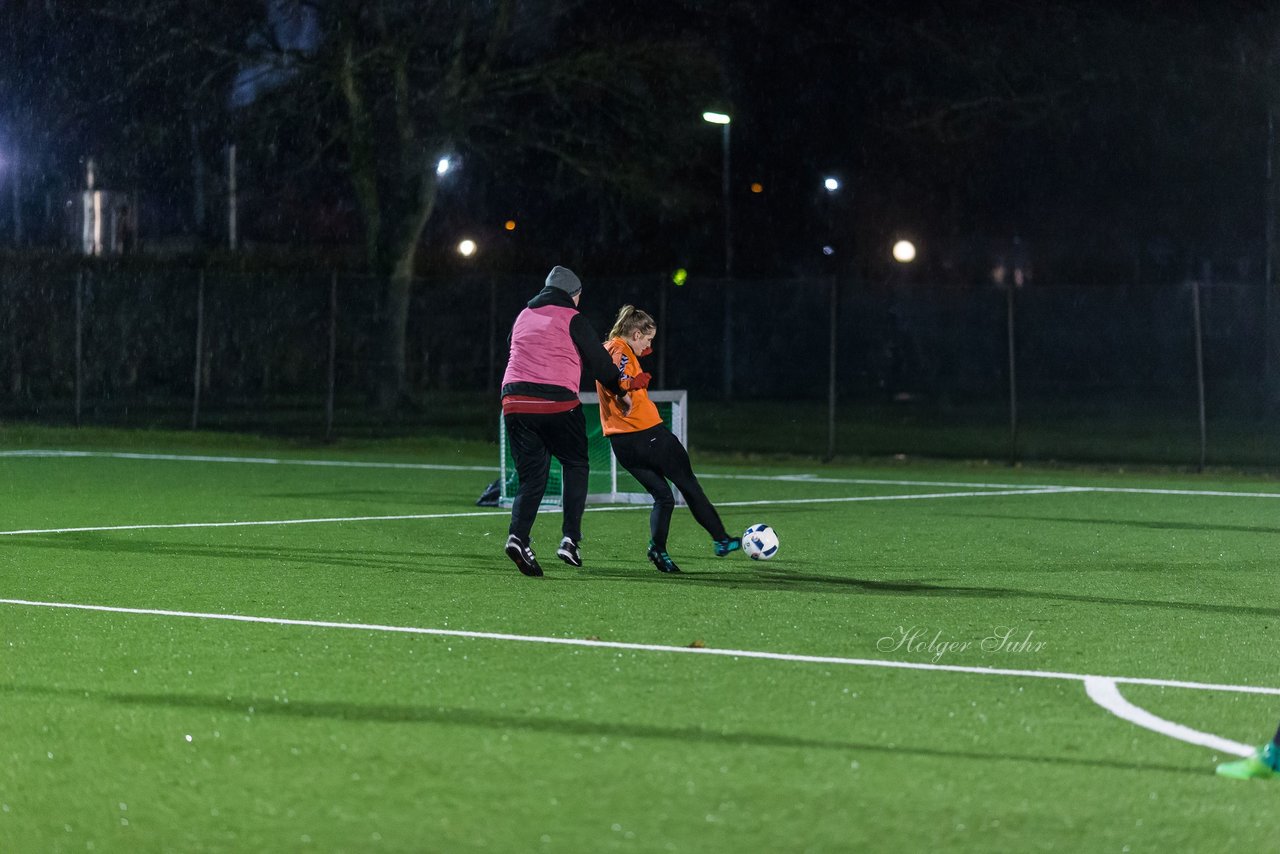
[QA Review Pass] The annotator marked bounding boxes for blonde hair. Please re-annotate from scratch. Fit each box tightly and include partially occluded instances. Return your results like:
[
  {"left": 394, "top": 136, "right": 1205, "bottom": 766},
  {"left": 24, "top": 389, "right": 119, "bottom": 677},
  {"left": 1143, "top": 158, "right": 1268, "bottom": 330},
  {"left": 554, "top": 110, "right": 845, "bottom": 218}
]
[{"left": 607, "top": 304, "right": 656, "bottom": 342}]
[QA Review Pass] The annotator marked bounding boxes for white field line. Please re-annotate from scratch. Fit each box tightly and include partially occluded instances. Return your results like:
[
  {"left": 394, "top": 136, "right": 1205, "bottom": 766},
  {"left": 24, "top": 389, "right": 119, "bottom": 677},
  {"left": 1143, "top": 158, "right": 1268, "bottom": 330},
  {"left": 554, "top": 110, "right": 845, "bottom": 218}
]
[
  {"left": 704, "top": 472, "right": 1280, "bottom": 499},
  {"left": 0, "top": 487, "right": 1072, "bottom": 536},
  {"left": 7, "top": 449, "right": 1280, "bottom": 499},
  {"left": 0, "top": 449, "right": 496, "bottom": 473},
  {"left": 1084, "top": 676, "right": 1254, "bottom": 757},
  {"left": 7, "top": 452, "right": 1271, "bottom": 757},
  {"left": 4, "top": 597, "right": 1279, "bottom": 706},
  {"left": 0, "top": 510, "right": 508, "bottom": 536}
]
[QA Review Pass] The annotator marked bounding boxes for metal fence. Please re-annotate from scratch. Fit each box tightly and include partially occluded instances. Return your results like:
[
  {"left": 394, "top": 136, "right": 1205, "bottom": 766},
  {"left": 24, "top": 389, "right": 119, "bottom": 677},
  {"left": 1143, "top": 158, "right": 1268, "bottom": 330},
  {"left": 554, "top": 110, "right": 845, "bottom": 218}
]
[{"left": 0, "top": 266, "right": 1272, "bottom": 465}]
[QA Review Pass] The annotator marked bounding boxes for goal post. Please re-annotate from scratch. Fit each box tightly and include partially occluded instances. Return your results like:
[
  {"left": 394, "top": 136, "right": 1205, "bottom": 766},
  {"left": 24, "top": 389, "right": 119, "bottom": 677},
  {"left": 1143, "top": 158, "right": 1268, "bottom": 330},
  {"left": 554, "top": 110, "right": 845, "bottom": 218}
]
[{"left": 499, "top": 390, "right": 688, "bottom": 507}]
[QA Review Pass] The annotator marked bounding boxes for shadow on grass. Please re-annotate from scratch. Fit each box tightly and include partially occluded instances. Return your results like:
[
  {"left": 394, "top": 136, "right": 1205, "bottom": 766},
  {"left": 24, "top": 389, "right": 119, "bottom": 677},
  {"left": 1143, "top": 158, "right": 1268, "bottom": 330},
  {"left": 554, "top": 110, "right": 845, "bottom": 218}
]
[
  {"left": 575, "top": 566, "right": 1280, "bottom": 619},
  {"left": 258, "top": 489, "right": 474, "bottom": 503},
  {"left": 953, "top": 512, "right": 1280, "bottom": 537},
  {"left": 10, "top": 529, "right": 1280, "bottom": 619},
  {"left": 5, "top": 533, "right": 446, "bottom": 574},
  {"left": 0, "top": 682, "right": 1200, "bottom": 777}
]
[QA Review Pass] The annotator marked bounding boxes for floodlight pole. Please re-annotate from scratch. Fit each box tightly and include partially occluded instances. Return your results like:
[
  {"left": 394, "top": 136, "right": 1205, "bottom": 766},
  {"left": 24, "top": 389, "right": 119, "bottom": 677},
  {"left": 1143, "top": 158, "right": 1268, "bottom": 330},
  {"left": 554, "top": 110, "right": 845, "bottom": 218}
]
[
  {"left": 721, "top": 121, "right": 732, "bottom": 280},
  {"left": 719, "top": 120, "right": 734, "bottom": 398},
  {"left": 704, "top": 111, "right": 734, "bottom": 398},
  {"left": 74, "top": 270, "right": 84, "bottom": 426},
  {"left": 1192, "top": 275, "right": 1207, "bottom": 472},
  {"left": 826, "top": 275, "right": 838, "bottom": 461},
  {"left": 822, "top": 178, "right": 842, "bottom": 462},
  {"left": 192, "top": 271, "right": 205, "bottom": 430},
  {"left": 10, "top": 147, "right": 21, "bottom": 245},
  {"left": 227, "top": 143, "right": 238, "bottom": 251},
  {"left": 1006, "top": 279, "right": 1018, "bottom": 464}
]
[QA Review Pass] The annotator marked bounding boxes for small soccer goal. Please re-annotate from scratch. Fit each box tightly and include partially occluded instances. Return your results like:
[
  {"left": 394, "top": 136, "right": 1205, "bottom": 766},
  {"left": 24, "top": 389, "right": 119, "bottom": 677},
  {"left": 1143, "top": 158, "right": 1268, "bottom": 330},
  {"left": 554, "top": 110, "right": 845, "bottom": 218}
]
[{"left": 499, "top": 390, "right": 687, "bottom": 507}]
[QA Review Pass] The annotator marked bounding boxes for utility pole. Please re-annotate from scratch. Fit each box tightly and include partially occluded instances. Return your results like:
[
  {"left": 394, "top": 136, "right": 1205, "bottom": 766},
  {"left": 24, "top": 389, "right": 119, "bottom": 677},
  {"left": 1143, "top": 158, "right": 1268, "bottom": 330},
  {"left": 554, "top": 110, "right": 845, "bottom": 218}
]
[
  {"left": 227, "top": 143, "right": 238, "bottom": 250},
  {"left": 10, "top": 147, "right": 21, "bottom": 245}
]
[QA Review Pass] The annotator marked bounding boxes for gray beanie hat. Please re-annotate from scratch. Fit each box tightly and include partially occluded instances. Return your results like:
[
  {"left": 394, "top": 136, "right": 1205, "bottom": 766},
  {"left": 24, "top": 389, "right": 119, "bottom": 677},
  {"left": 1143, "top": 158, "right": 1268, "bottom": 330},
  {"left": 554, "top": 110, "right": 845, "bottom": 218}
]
[{"left": 545, "top": 265, "right": 582, "bottom": 297}]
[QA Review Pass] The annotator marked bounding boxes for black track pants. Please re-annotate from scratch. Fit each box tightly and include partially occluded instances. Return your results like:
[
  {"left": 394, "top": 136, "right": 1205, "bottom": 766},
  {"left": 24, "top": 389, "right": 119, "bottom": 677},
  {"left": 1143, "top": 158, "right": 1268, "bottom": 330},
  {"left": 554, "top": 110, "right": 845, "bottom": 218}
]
[
  {"left": 608, "top": 425, "right": 728, "bottom": 551},
  {"left": 505, "top": 406, "right": 589, "bottom": 544}
]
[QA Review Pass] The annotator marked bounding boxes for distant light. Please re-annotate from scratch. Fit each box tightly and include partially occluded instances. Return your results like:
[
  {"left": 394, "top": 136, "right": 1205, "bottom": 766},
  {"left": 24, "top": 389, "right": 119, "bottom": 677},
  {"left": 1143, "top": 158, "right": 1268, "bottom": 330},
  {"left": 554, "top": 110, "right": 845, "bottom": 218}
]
[
  {"left": 822, "top": 245, "right": 835, "bottom": 256},
  {"left": 892, "top": 240, "right": 917, "bottom": 263},
  {"left": 436, "top": 157, "right": 452, "bottom": 176},
  {"left": 702, "top": 111, "right": 731, "bottom": 125},
  {"left": 457, "top": 239, "right": 477, "bottom": 257},
  {"left": 504, "top": 220, "right": 516, "bottom": 231},
  {"left": 750, "top": 182, "right": 763, "bottom": 194},
  {"left": 823, "top": 177, "right": 840, "bottom": 192},
  {"left": 672, "top": 268, "right": 688, "bottom": 286}
]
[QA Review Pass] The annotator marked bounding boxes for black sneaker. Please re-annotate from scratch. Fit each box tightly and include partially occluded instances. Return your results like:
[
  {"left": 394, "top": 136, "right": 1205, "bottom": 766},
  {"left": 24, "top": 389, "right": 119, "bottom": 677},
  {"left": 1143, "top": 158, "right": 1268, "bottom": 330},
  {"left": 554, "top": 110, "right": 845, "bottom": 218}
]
[
  {"left": 505, "top": 534, "right": 543, "bottom": 577},
  {"left": 647, "top": 546, "right": 682, "bottom": 574},
  {"left": 556, "top": 537, "right": 582, "bottom": 567}
]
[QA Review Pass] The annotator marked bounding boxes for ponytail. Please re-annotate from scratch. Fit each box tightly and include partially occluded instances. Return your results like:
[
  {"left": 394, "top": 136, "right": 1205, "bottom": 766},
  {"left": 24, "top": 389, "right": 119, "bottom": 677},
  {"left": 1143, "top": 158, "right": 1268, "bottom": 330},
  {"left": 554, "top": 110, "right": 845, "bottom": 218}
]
[{"left": 607, "top": 304, "right": 656, "bottom": 342}]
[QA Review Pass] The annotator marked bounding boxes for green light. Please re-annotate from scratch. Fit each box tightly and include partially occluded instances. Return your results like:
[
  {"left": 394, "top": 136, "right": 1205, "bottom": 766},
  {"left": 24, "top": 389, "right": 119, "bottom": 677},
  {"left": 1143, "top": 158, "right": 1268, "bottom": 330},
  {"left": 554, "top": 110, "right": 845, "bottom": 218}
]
[{"left": 672, "top": 268, "right": 688, "bottom": 286}]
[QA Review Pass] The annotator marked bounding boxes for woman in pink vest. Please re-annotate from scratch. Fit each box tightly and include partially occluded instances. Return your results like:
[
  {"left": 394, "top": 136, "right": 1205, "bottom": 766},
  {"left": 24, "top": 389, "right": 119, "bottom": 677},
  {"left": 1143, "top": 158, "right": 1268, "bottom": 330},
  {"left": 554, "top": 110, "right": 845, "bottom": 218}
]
[{"left": 500, "top": 266, "right": 638, "bottom": 577}]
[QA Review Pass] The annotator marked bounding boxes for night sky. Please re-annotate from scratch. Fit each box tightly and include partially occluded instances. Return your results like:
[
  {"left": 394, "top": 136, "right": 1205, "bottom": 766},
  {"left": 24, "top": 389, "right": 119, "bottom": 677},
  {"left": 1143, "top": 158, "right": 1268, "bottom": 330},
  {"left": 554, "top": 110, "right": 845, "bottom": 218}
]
[
  {"left": 709, "top": 1, "right": 1270, "bottom": 284},
  {"left": 0, "top": 1, "right": 1273, "bottom": 286}
]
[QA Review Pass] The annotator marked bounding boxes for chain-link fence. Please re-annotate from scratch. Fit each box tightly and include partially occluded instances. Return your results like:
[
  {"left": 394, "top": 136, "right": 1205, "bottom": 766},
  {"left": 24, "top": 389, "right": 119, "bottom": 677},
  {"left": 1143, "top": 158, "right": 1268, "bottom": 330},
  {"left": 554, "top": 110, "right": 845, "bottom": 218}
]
[{"left": 0, "top": 265, "right": 1273, "bottom": 466}]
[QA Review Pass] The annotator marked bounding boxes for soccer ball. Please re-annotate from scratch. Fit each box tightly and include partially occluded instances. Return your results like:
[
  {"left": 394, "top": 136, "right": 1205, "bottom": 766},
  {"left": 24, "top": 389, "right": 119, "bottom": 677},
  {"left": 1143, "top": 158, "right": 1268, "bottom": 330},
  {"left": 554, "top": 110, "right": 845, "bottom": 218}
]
[{"left": 742, "top": 523, "right": 779, "bottom": 560}]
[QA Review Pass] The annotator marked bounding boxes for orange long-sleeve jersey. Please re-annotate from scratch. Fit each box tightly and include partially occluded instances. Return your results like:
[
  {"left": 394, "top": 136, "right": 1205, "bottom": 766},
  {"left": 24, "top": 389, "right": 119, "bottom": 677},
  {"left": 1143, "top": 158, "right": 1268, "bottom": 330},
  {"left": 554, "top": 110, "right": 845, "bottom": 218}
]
[{"left": 597, "top": 337, "right": 663, "bottom": 435}]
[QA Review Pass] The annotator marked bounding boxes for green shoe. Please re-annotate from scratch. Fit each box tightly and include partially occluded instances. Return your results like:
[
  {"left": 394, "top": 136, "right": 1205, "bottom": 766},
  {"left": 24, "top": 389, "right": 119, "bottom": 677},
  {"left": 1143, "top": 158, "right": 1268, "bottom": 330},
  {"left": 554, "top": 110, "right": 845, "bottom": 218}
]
[
  {"left": 1216, "top": 743, "right": 1280, "bottom": 780},
  {"left": 713, "top": 536, "right": 741, "bottom": 557}
]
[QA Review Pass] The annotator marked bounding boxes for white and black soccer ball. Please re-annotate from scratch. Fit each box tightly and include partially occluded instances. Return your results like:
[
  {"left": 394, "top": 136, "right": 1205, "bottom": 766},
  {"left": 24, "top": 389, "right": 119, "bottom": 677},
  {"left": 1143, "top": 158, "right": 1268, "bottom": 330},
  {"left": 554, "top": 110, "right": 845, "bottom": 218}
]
[{"left": 742, "top": 523, "right": 779, "bottom": 560}]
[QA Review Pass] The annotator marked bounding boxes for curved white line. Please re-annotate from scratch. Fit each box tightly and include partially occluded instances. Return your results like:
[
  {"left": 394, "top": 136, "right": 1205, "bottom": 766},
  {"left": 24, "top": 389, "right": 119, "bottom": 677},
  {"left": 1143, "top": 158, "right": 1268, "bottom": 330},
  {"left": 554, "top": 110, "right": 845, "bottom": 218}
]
[{"left": 1084, "top": 676, "right": 1252, "bottom": 756}]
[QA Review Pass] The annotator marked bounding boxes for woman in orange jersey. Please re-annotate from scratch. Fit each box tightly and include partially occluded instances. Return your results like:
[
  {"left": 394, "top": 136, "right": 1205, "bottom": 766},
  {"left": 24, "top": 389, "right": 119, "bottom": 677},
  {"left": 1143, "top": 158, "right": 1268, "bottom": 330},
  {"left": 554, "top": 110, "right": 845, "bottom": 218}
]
[{"left": 597, "top": 305, "right": 740, "bottom": 573}]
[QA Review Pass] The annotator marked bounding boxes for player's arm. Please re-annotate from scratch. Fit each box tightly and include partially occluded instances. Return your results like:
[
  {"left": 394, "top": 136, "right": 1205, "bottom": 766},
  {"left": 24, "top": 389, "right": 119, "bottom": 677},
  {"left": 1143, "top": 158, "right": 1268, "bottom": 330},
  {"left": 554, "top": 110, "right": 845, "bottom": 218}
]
[
  {"left": 602, "top": 340, "right": 651, "bottom": 394},
  {"left": 571, "top": 315, "right": 626, "bottom": 395}
]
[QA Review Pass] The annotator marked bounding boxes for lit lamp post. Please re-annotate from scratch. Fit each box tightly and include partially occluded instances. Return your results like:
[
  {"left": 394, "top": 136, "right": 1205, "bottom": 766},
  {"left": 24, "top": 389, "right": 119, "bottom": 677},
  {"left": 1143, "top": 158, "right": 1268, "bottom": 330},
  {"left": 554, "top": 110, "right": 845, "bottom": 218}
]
[
  {"left": 703, "top": 110, "right": 734, "bottom": 397},
  {"left": 702, "top": 111, "right": 732, "bottom": 277},
  {"left": 820, "top": 176, "right": 840, "bottom": 260},
  {"left": 991, "top": 241, "right": 1024, "bottom": 465},
  {"left": 823, "top": 175, "right": 843, "bottom": 460}
]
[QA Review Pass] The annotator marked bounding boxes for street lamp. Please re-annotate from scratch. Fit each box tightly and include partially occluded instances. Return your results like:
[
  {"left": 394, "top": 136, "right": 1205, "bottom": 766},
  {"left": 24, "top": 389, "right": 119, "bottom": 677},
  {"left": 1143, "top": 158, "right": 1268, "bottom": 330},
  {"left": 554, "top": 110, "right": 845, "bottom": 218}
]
[
  {"left": 701, "top": 111, "right": 732, "bottom": 278},
  {"left": 703, "top": 110, "right": 733, "bottom": 397},
  {"left": 457, "top": 238, "right": 477, "bottom": 257}
]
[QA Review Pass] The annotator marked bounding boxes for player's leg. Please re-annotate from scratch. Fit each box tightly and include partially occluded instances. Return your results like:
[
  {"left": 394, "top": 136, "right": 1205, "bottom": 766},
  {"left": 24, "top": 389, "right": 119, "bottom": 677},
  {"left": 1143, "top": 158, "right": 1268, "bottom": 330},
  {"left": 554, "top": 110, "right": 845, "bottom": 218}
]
[
  {"left": 543, "top": 406, "right": 589, "bottom": 565},
  {"left": 503, "top": 413, "right": 549, "bottom": 576},
  {"left": 609, "top": 432, "right": 680, "bottom": 573},
  {"left": 649, "top": 430, "right": 738, "bottom": 555}
]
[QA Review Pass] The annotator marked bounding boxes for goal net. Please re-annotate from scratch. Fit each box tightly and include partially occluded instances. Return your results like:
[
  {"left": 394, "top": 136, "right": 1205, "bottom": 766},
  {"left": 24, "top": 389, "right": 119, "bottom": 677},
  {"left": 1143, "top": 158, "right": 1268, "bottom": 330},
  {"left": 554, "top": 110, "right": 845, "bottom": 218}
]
[{"left": 499, "top": 390, "right": 688, "bottom": 507}]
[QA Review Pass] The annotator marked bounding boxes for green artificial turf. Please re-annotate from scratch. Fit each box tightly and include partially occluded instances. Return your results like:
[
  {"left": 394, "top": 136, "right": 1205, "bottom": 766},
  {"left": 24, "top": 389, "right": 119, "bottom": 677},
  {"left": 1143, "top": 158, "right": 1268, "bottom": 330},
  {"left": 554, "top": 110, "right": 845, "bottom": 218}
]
[{"left": 0, "top": 428, "right": 1277, "bottom": 852}]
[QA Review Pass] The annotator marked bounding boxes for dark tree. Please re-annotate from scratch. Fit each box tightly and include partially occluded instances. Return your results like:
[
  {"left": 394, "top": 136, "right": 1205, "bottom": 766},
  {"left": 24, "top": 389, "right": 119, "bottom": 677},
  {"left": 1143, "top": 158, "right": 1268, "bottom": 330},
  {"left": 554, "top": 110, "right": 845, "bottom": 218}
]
[{"left": 210, "top": 0, "right": 720, "bottom": 408}]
